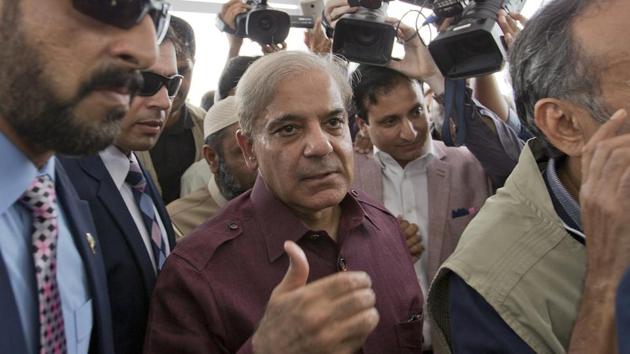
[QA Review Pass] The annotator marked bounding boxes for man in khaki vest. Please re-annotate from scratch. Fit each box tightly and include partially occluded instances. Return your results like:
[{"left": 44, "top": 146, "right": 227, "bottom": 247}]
[{"left": 428, "top": 0, "right": 630, "bottom": 353}]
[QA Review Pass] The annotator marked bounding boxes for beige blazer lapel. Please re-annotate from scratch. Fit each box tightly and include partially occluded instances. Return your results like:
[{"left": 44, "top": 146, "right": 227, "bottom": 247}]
[
  {"left": 426, "top": 142, "right": 451, "bottom": 283},
  {"left": 352, "top": 152, "right": 384, "bottom": 203}
]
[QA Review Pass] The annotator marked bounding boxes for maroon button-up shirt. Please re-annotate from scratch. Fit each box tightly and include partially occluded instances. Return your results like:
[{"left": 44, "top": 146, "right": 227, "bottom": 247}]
[{"left": 144, "top": 176, "right": 424, "bottom": 354}]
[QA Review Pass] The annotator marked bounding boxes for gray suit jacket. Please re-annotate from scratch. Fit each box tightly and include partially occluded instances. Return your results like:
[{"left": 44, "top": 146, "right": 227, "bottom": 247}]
[{"left": 352, "top": 140, "right": 492, "bottom": 282}]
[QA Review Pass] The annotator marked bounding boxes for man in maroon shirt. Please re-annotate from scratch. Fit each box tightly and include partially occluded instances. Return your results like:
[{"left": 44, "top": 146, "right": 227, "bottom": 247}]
[{"left": 144, "top": 51, "right": 424, "bottom": 354}]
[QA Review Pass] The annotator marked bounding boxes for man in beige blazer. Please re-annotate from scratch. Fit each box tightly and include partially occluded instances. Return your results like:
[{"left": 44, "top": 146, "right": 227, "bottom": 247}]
[
  {"left": 167, "top": 97, "right": 257, "bottom": 238},
  {"left": 351, "top": 64, "right": 493, "bottom": 350}
]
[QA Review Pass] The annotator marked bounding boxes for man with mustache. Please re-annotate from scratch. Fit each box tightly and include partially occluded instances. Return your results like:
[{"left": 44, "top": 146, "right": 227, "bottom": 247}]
[
  {"left": 167, "top": 96, "right": 257, "bottom": 238},
  {"left": 144, "top": 51, "right": 424, "bottom": 353},
  {"left": 0, "top": 0, "right": 167, "bottom": 353},
  {"left": 58, "top": 31, "right": 180, "bottom": 354}
]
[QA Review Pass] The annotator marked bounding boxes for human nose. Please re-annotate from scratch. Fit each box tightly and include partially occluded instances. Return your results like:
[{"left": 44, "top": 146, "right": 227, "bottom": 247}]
[
  {"left": 147, "top": 86, "right": 172, "bottom": 112},
  {"left": 304, "top": 124, "right": 334, "bottom": 157},
  {"left": 399, "top": 118, "right": 418, "bottom": 142}
]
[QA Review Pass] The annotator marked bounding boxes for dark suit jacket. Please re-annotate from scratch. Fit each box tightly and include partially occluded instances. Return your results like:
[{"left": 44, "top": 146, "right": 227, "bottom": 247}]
[
  {"left": 59, "top": 154, "right": 176, "bottom": 354},
  {"left": 0, "top": 160, "right": 115, "bottom": 354}
]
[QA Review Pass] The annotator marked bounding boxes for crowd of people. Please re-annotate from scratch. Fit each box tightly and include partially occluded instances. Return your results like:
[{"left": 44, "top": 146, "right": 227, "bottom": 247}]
[{"left": 1, "top": 0, "right": 630, "bottom": 353}]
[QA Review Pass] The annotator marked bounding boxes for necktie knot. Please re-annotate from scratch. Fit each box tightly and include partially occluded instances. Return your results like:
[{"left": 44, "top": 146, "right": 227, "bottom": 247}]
[
  {"left": 126, "top": 159, "right": 147, "bottom": 193},
  {"left": 21, "top": 175, "right": 58, "bottom": 219}
]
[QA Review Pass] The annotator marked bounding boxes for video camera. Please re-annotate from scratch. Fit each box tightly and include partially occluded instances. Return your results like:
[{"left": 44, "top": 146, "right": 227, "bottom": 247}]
[
  {"left": 330, "top": 0, "right": 525, "bottom": 79},
  {"left": 217, "top": 0, "right": 314, "bottom": 45},
  {"left": 332, "top": 0, "right": 396, "bottom": 66},
  {"left": 420, "top": 0, "right": 527, "bottom": 79}
]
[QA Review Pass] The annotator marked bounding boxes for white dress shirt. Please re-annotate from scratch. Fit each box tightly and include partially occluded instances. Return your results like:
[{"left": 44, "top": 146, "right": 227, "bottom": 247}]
[
  {"left": 99, "top": 146, "right": 171, "bottom": 273},
  {"left": 374, "top": 140, "right": 434, "bottom": 348}
]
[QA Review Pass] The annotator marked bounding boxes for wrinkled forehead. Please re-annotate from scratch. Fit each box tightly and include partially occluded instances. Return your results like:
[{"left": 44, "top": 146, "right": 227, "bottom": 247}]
[
  {"left": 573, "top": 1, "right": 630, "bottom": 69},
  {"left": 262, "top": 70, "right": 344, "bottom": 121},
  {"left": 573, "top": 1, "right": 630, "bottom": 105}
]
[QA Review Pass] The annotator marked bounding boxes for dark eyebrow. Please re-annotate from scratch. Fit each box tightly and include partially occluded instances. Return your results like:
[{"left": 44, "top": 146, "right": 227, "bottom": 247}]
[
  {"left": 266, "top": 114, "right": 303, "bottom": 132},
  {"left": 377, "top": 113, "right": 401, "bottom": 122},
  {"left": 267, "top": 108, "right": 347, "bottom": 131}
]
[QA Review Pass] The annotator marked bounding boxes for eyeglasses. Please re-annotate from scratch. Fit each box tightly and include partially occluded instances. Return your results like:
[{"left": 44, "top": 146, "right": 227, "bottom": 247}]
[
  {"left": 138, "top": 71, "right": 183, "bottom": 98},
  {"left": 72, "top": 0, "right": 172, "bottom": 44}
]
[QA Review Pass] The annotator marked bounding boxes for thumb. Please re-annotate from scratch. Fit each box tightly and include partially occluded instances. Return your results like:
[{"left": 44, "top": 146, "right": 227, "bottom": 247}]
[{"left": 272, "top": 241, "right": 310, "bottom": 296}]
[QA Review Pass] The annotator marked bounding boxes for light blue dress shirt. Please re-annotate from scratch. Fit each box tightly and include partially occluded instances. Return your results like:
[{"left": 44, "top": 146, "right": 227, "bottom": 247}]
[{"left": 0, "top": 132, "right": 93, "bottom": 354}]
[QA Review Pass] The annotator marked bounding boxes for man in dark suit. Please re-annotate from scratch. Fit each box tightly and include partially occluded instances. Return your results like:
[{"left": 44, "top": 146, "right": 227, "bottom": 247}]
[
  {"left": 59, "top": 31, "right": 180, "bottom": 354},
  {"left": 0, "top": 0, "right": 168, "bottom": 353}
]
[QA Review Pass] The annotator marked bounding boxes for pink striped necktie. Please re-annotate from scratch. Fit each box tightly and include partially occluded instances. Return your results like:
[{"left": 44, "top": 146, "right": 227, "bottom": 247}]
[{"left": 20, "top": 175, "right": 67, "bottom": 354}]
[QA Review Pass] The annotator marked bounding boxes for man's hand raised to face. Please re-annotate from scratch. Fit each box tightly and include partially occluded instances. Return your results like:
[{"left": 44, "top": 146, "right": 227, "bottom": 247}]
[
  {"left": 252, "top": 241, "right": 380, "bottom": 354},
  {"left": 570, "top": 110, "right": 630, "bottom": 354},
  {"left": 580, "top": 109, "right": 630, "bottom": 287}
]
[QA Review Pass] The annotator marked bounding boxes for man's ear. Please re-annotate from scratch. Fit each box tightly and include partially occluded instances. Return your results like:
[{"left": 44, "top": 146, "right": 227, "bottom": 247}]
[
  {"left": 534, "top": 98, "right": 589, "bottom": 156},
  {"left": 356, "top": 116, "right": 370, "bottom": 137},
  {"left": 236, "top": 129, "right": 258, "bottom": 169},
  {"left": 203, "top": 145, "right": 220, "bottom": 175}
]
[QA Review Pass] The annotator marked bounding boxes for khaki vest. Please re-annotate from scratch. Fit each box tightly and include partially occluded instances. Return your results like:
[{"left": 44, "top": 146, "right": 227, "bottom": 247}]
[{"left": 428, "top": 142, "right": 586, "bottom": 354}]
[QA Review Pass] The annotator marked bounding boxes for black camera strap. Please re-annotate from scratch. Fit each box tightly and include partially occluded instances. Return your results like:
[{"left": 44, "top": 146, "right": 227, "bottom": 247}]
[{"left": 441, "top": 78, "right": 467, "bottom": 147}]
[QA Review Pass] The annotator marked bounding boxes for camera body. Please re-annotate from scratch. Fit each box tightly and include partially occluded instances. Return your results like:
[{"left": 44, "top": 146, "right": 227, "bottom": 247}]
[
  {"left": 332, "top": 0, "right": 397, "bottom": 66},
  {"left": 424, "top": 0, "right": 527, "bottom": 79},
  {"left": 233, "top": 0, "right": 291, "bottom": 45}
]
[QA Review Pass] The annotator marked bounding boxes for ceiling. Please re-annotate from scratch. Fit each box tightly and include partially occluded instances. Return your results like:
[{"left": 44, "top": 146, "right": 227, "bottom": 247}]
[{"left": 170, "top": 0, "right": 302, "bottom": 15}]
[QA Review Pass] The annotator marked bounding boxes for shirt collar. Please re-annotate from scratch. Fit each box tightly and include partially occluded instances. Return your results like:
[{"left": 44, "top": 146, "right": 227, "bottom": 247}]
[
  {"left": 0, "top": 131, "right": 55, "bottom": 215},
  {"left": 373, "top": 136, "right": 435, "bottom": 173},
  {"left": 249, "top": 175, "right": 369, "bottom": 263},
  {"left": 545, "top": 157, "right": 582, "bottom": 232},
  {"left": 98, "top": 145, "right": 132, "bottom": 190},
  {"left": 207, "top": 175, "right": 228, "bottom": 208}
]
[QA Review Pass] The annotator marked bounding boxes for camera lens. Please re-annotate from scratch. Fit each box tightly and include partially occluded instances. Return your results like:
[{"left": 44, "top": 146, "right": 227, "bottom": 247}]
[
  {"left": 354, "top": 28, "right": 379, "bottom": 46},
  {"left": 258, "top": 15, "right": 274, "bottom": 31}
]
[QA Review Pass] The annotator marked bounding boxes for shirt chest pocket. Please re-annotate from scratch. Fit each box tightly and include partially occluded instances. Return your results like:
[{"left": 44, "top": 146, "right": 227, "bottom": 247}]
[{"left": 395, "top": 314, "right": 424, "bottom": 353}]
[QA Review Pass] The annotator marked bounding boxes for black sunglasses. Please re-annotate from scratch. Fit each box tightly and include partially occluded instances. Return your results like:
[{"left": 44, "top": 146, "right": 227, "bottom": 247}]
[
  {"left": 138, "top": 71, "right": 183, "bottom": 98},
  {"left": 72, "top": 0, "right": 172, "bottom": 44}
]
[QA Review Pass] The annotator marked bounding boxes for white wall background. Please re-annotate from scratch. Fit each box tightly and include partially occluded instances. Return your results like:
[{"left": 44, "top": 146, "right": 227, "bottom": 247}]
[{"left": 172, "top": 0, "right": 549, "bottom": 107}]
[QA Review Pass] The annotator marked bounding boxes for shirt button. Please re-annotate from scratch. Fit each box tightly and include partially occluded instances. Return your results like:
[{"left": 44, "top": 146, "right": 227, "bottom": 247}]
[
  {"left": 228, "top": 222, "right": 239, "bottom": 231},
  {"left": 337, "top": 256, "right": 348, "bottom": 272}
]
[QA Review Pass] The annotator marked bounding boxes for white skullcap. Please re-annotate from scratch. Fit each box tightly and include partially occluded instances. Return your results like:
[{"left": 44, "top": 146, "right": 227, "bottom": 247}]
[{"left": 203, "top": 96, "right": 239, "bottom": 139}]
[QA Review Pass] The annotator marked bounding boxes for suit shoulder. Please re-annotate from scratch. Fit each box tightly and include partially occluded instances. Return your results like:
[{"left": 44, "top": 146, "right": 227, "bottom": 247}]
[
  {"left": 433, "top": 141, "right": 485, "bottom": 173},
  {"left": 170, "top": 191, "right": 250, "bottom": 270},
  {"left": 352, "top": 189, "right": 394, "bottom": 219},
  {"left": 433, "top": 140, "right": 476, "bottom": 161},
  {"left": 186, "top": 103, "right": 206, "bottom": 124}
]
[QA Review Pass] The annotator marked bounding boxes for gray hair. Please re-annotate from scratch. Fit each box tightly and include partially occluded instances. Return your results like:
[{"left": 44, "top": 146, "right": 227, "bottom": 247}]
[
  {"left": 235, "top": 51, "right": 352, "bottom": 136},
  {"left": 509, "top": 0, "right": 610, "bottom": 157}
]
